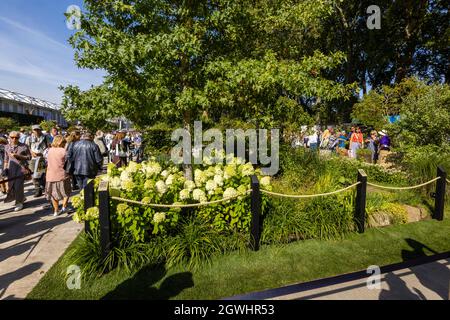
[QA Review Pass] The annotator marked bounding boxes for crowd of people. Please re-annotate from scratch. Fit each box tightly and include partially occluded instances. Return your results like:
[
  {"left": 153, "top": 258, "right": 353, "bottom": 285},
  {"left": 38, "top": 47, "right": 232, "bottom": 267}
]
[
  {"left": 292, "top": 125, "right": 392, "bottom": 164},
  {"left": 0, "top": 125, "right": 143, "bottom": 214}
]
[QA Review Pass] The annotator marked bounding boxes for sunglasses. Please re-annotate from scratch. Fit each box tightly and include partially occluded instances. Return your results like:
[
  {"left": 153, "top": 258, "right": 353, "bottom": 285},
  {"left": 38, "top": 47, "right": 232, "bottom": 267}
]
[{"left": 10, "top": 136, "right": 19, "bottom": 139}]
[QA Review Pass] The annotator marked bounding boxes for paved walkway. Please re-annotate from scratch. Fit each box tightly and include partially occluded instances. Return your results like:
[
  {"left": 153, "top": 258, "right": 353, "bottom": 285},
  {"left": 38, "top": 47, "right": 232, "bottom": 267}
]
[
  {"left": 0, "top": 182, "right": 82, "bottom": 300},
  {"left": 227, "top": 255, "right": 450, "bottom": 300}
]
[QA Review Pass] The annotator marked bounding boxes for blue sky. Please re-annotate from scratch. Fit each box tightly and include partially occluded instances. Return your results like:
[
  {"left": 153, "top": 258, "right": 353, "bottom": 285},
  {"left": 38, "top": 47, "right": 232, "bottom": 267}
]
[{"left": 0, "top": 0, "right": 104, "bottom": 104}]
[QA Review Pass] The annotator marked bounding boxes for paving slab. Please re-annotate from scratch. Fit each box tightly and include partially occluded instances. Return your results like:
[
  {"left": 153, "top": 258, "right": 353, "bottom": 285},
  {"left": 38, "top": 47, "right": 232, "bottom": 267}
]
[
  {"left": 0, "top": 183, "right": 82, "bottom": 300},
  {"left": 269, "top": 258, "right": 450, "bottom": 300}
]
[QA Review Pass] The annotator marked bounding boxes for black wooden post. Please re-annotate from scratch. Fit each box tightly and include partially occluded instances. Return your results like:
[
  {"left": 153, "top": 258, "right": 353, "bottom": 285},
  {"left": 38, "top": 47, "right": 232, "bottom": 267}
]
[
  {"left": 355, "top": 169, "right": 367, "bottom": 233},
  {"left": 84, "top": 180, "right": 95, "bottom": 235},
  {"left": 433, "top": 166, "right": 447, "bottom": 221},
  {"left": 250, "top": 175, "right": 262, "bottom": 251},
  {"left": 98, "top": 180, "right": 111, "bottom": 260}
]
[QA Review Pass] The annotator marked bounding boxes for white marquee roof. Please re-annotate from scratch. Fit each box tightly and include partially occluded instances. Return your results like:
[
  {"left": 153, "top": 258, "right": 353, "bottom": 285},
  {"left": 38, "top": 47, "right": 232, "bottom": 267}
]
[{"left": 0, "top": 88, "right": 60, "bottom": 111}]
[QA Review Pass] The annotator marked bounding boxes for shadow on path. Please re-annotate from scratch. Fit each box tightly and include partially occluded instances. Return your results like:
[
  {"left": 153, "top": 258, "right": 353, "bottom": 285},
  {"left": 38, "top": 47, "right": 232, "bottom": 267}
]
[
  {"left": 102, "top": 263, "right": 194, "bottom": 300},
  {"left": 380, "top": 238, "right": 450, "bottom": 300},
  {"left": 0, "top": 262, "right": 43, "bottom": 300},
  {"left": 0, "top": 207, "right": 72, "bottom": 245}
]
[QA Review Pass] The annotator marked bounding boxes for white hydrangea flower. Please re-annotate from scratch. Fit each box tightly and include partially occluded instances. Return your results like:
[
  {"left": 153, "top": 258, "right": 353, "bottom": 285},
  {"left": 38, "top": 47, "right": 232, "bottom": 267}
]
[
  {"left": 260, "top": 176, "right": 271, "bottom": 187},
  {"left": 213, "top": 174, "right": 224, "bottom": 187},
  {"left": 205, "top": 166, "right": 216, "bottom": 178},
  {"left": 127, "top": 161, "right": 139, "bottom": 173},
  {"left": 165, "top": 174, "right": 175, "bottom": 186},
  {"left": 214, "top": 165, "right": 223, "bottom": 176},
  {"left": 110, "top": 177, "right": 121, "bottom": 188},
  {"left": 86, "top": 207, "right": 99, "bottom": 220},
  {"left": 240, "top": 162, "right": 255, "bottom": 176},
  {"left": 205, "top": 179, "right": 217, "bottom": 192},
  {"left": 144, "top": 162, "right": 162, "bottom": 177},
  {"left": 184, "top": 180, "right": 196, "bottom": 191},
  {"left": 192, "top": 189, "right": 207, "bottom": 203},
  {"left": 155, "top": 180, "right": 168, "bottom": 194},
  {"left": 223, "top": 187, "right": 238, "bottom": 199},
  {"left": 179, "top": 189, "right": 190, "bottom": 200},
  {"left": 194, "top": 169, "right": 207, "bottom": 186},
  {"left": 120, "top": 170, "right": 131, "bottom": 181},
  {"left": 121, "top": 179, "right": 135, "bottom": 191},
  {"left": 161, "top": 170, "right": 169, "bottom": 178},
  {"left": 153, "top": 212, "right": 166, "bottom": 224},
  {"left": 202, "top": 156, "right": 213, "bottom": 165},
  {"left": 223, "top": 165, "right": 236, "bottom": 180}
]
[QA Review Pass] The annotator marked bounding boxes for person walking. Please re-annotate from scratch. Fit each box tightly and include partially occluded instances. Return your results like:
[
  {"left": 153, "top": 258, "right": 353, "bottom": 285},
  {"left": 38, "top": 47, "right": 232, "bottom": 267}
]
[
  {"left": 0, "top": 137, "right": 8, "bottom": 194},
  {"left": 3, "top": 131, "right": 32, "bottom": 211},
  {"left": 94, "top": 130, "right": 109, "bottom": 161},
  {"left": 28, "top": 125, "right": 51, "bottom": 197},
  {"left": 378, "top": 130, "right": 391, "bottom": 165},
  {"left": 349, "top": 127, "right": 364, "bottom": 159},
  {"left": 65, "top": 130, "right": 81, "bottom": 190},
  {"left": 45, "top": 135, "right": 72, "bottom": 216},
  {"left": 366, "top": 131, "right": 379, "bottom": 164},
  {"left": 111, "top": 131, "right": 130, "bottom": 168},
  {"left": 67, "top": 132, "right": 103, "bottom": 190},
  {"left": 308, "top": 129, "right": 319, "bottom": 151},
  {"left": 336, "top": 131, "right": 348, "bottom": 156}
]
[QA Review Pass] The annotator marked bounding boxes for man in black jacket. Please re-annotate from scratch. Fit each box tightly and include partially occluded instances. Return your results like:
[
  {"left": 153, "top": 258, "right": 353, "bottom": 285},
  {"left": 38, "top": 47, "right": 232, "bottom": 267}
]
[{"left": 67, "top": 132, "right": 103, "bottom": 190}]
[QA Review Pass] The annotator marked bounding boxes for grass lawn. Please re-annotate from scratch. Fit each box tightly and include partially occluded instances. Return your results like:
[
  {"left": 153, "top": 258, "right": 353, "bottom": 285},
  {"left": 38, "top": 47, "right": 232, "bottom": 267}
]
[{"left": 27, "top": 207, "right": 450, "bottom": 300}]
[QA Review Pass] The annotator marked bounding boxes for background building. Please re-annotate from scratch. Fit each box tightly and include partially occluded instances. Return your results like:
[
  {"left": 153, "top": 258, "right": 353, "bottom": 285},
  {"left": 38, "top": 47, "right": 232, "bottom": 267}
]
[{"left": 0, "top": 88, "right": 67, "bottom": 127}]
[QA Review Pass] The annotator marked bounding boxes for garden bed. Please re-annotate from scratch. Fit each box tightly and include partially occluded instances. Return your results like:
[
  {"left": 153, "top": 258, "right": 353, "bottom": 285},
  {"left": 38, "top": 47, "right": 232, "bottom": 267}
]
[{"left": 28, "top": 210, "right": 450, "bottom": 300}]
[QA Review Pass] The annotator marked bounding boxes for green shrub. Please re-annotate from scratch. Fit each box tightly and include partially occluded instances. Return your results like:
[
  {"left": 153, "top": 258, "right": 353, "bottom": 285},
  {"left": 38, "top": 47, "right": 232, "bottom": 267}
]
[{"left": 262, "top": 191, "right": 355, "bottom": 244}]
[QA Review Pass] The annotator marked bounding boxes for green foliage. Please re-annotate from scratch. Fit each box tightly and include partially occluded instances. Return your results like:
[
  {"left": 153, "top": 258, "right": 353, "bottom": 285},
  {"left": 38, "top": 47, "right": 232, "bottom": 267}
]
[
  {"left": 0, "top": 117, "right": 19, "bottom": 132},
  {"left": 279, "top": 146, "right": 407, "bottom": 187},
  {"left": 142, "top": 123, "right": 177, "bottom": 157},
  {"left": 60, "top": 85, "right": 121, "bottom": 131},
  {"left": 39, "top": 120, "right": 57, "bottom": 132},
  {"left": 397, "top": 145, "right": 450, "bottom": 187},
  {"left": 61, "top": 0, "right": 354, "bottom": 130},
  {"left": 262, "top": 191, "right": 355, "bottom": 244}
]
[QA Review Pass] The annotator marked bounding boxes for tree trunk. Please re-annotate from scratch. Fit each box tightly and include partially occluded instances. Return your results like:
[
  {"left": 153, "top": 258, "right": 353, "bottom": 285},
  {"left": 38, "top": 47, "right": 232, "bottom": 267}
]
[{"left": 183, "top": 110, "right": 193, "bottom": 181}]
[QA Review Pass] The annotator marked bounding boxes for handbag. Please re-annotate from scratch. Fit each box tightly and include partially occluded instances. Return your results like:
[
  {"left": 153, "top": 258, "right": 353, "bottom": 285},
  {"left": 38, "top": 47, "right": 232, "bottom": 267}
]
[{"left": 19, "top": 164, "right": 33, "bottom": 181}]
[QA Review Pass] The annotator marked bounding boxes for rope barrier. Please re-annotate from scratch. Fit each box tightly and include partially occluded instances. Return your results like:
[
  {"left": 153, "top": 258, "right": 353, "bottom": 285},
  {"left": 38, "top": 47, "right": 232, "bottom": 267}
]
[
  {"left": 260, "top": 182, "right": 360, "bottom": 198},
  {"left": 367, "top": 177, "right": 440, "bottom": 190},
  {"left": 110, "top": 189, "right": 252, "bottom": 208}
]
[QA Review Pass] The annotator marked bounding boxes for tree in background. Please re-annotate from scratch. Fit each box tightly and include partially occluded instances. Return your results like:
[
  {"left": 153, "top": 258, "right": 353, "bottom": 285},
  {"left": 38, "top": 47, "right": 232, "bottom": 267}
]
[
  {"left": 0, "top": 117, "right": 19, "bottom": 133},
  {"left": 61, "top": 0, "right": 355, "bottom": 130},
  {"left": 61, "top": 0, "right": 358, "bottom": 177},
  {"left": 39, "top": 120, "right": 58, "bottom": 133}
]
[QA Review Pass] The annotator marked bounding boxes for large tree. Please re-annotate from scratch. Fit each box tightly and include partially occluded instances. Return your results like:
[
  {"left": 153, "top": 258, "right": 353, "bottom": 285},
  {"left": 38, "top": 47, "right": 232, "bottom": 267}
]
[{"left": 61, "top": 0, "right": 356, "bottom": 132}]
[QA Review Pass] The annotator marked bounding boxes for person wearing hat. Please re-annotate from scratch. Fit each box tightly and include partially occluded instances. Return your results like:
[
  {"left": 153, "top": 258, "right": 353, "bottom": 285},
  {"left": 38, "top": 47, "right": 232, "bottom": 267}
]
[
  {"left": 4, "top": 131, "right": 32, "bottom": 211},
  {"left": 29, "top": 125, "right": 51, "bottom": 197},
  {"left": 378, "top": 130, "right": 391, "bottom": 165}
]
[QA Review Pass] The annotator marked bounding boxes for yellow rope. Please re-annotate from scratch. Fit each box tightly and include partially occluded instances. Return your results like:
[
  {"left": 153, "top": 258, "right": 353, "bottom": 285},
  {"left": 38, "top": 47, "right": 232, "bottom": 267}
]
[
  {"left": 367, "top": 177, "right": 440, "bottom": 190},
  {"left": 260, "top": 182, "right": 360, "bottom": 199},
  {"left": 110, "top": 190, "right": 252, "bottom": 208},
  {"left": 446, "top": 178, "right": 450, "bottom": 184}
]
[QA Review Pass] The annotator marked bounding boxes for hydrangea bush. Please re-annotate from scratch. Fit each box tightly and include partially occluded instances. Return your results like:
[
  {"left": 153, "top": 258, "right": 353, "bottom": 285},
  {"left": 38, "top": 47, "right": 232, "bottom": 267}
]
[{"left": 72, "top": 155, "right": 272, "bottom": 242}]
